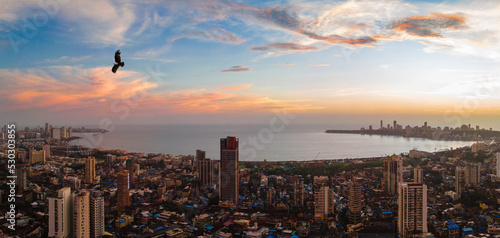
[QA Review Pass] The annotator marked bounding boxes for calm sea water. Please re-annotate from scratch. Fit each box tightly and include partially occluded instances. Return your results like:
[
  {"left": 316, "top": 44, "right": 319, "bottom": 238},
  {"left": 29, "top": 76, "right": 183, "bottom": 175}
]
[{"left": 69, "top": 124, "right": 473, "bottom": 161}]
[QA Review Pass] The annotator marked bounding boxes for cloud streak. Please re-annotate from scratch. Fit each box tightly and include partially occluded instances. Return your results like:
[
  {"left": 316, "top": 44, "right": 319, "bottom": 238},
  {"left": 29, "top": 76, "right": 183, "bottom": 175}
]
[
  {"left": 217, "top": 84, "right": 253, "bottom": 90},
  {"left": 42, "top": 55, "right": 91, "bottom": 63},
  {"left": 220, "top": 65, "right": 252, "bottom": 73},
  {"left": 250, "top": 43, "right": 317, "bottom": 52},
  {"left": 391, "top": 13, "right": 467, "bottom": 38},
  {"left": 169, "top": 27, "right": 247, "bottom": 44}
]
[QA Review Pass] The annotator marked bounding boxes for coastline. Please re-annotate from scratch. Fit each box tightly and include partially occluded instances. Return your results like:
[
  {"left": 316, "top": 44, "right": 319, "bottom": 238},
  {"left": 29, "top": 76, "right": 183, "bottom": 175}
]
[
  {"left": 66, "top": 124, "right": 477, "bottom": 162},
  {"left": 325, "top": 129, "right": 499, "bottom": 141}
]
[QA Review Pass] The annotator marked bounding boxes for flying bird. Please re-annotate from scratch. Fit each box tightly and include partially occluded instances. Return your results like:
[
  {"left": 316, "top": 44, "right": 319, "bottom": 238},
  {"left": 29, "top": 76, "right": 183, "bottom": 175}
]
[{"left": 111, "top": 50, "right": 125, "bottom": 73}]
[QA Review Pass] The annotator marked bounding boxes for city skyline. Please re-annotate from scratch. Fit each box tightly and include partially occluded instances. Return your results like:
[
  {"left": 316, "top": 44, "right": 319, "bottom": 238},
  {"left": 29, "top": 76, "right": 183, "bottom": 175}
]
[{"left": 1, "top": 0, "right": 499, "bottom": 127}]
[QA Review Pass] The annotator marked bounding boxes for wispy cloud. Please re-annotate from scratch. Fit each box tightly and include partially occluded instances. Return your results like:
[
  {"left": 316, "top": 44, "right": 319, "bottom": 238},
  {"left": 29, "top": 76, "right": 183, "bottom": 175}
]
[
  {"left": 217, "top": 84, "right": 253, "bottom": 90},
  {"left": 391, "top": 13, "right": 467, "bottom": 38},
  {"left": 169, "top": 27, "right": 247, "bottom": 44},
  {"left": 221, "top": 65, "right": 252, "bottom": 73},
  {"left": 42, "top": 56, "right": 91, "bottom": 63},
  {"left": 273, "top": 63, "right": 295, "bottom": 66},
  {"left": 250, "top": 43, "right": 317, "bottom": 57},
  {"left": 1, "top": 0, "right": 136, "bottom": 46}
]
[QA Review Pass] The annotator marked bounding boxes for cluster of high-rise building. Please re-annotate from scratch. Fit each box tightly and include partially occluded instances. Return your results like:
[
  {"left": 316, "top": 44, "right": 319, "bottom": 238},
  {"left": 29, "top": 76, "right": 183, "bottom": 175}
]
[
  {"left": 45, "top": 156, "right": 104, "bottom": 238},
  {"left": 0, "top": 123, "right": 72, "bottom": 140},
  {"left": 48, "top": 188, "right": 104, "bottom": 238},
  {"left": 381, "top": 155, "right": 429, "bottom": 237}
]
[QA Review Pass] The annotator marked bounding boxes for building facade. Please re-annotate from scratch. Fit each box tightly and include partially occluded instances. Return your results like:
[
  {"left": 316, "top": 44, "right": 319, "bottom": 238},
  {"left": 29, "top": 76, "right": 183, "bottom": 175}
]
[
  {"left": 414, "top": 167, "right": 424, "bottom": 184},
  {"left": 348, "top": 179, "right": 363, "bottom": 224},
  {"left": 85, "top": 157, "right": 96, "bottom": 184},
  {"left": 383, "top": 155, "right": 403, "bottom": 194},
  {"left": 465, "top": 163, "right": 481, "bottom": 185},
  {"left": 455, "top": 167, "right": 465, "bottom": 198},
  {"left": 90, "top": 195, "right": 105, "bottom": 238},
  {"left": 73, "top": 191, "right": 90, "bottom": 238},
  {"left": 117, "top": 170, "right": 130, "bottom": 214},
  {"left": 48, "top": 187, "right": 72, "bottom": 238},
  {"left": 398, "top": 183, "right": 428, "bottom": 238},
  {"left": 29, "top": 148, "right": 45, "bottom": 165},
  {"left": 197, "top": 150, "right": 213, "bottom": 189},
  {"left": 219, "top": 136, "right": 239, "bottom": 203},
  {"left": 314, "top": 186, "right": 335, "bottom": 218}
]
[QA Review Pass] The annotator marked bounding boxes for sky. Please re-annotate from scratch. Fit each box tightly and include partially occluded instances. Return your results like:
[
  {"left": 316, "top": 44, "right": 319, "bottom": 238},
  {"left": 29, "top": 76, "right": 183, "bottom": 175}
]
[{"left": 0, "top": 0, "right": 499, "bottom": 129}]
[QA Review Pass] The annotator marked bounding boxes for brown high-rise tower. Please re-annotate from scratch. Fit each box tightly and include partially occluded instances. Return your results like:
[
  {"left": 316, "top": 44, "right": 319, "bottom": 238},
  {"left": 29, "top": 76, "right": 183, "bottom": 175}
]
[
  {"left": 219, "top": 136, "right": 239, "bottom": 203},
  {"left": 117, "top": 170, "right": 130, "bottom": 214}
]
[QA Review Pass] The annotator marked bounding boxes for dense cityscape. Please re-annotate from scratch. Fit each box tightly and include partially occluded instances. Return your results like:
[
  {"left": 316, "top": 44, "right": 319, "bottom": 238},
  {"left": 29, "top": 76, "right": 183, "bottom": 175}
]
[
  {"left": 1, "top": 122, "right": 500, "bottom": 238},
  {"left": 2, "top": 0, "right": 500, "bottom": 237}
]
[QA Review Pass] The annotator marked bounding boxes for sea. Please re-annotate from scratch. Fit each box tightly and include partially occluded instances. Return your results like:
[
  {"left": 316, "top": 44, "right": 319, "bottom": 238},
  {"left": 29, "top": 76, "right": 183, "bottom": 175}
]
[{"left": 69, "top": 124, "right": 474, "bottom": 161}]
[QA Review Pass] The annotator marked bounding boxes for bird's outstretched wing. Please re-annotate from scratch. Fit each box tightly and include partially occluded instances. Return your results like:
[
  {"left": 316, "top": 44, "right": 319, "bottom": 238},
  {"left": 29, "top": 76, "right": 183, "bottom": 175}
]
[{"left": 112, "top": 64, "right": 119, "bottom": 73}]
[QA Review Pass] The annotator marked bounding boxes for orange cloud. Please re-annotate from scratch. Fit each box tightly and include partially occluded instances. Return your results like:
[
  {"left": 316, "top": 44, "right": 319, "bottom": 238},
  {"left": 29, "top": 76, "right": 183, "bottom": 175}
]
[
  {"left": 392, "top": 13, "right": 467, "bottom": 38},
  {"left": 217, "top": 84, "right": 253, "bottom": 90},
  {"left": 0, "top": 67, "right": 156, "bottom": 112},
  {"left": 0, "top": 67, "right": 319, "bottom": 117}
]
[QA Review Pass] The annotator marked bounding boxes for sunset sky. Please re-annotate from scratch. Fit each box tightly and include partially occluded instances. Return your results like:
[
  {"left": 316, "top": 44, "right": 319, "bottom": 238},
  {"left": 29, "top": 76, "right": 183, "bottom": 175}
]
[{"left": 1, "top": 0, "right": 499, "bottom": 128}]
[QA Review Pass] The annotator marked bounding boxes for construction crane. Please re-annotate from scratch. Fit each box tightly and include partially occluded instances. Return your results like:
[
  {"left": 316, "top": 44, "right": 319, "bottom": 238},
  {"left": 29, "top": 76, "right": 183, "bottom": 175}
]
[{"left": 313, "top": 152, "right": 320, "bottom": 160}]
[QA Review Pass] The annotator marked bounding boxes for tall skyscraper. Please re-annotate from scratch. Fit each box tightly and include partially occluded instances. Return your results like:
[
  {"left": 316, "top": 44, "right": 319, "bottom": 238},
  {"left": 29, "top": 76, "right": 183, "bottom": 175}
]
[
  {"left": 398, "top": 183, "right": 428, "bottom": 238},
  {"left": 90, "top": 194, "right": 105, "bottom": 238},
  {"left": 117, "top": 170, "right": 130, "bottom": 214},
  {"left": 61, "top": 126, "right": 67, "bottom": 138},
  {"left": 73, "top": 191, "right": 90, "bottom": 238},
  {"left": 196, "top": 149, "right": 213, "bottom": 188},
  {"left": 314, "top": 185, "right": 335, "bottom": 218},
  {"left": 497, "top": 153, "right": 500, "bottom": 177},
  {"left": 348, "top": 178, "right": 363, "bottom": 224},
  {"left": 219, "top": 136, "right": 239, "bottom": 203},
  {"left": 383, "top": 155, "right": 402, "bottom": 194},
  {"left": 455, "top": 167, "right": 465, "bottom": 198},
  {"left": 45, "top": 123, "right": 49, "bottom": 134},
  {"left": 414, "top": 167, "right": 424, "bottom": 184},
  {"left": 49, "top": 187, "right": 72, "bottom": 238},
  {"left": 85, "top": 157, "right": 96, "bottom": 184},
  {"left": 465, "top": 162, "right": 481, "bottom": 185}
]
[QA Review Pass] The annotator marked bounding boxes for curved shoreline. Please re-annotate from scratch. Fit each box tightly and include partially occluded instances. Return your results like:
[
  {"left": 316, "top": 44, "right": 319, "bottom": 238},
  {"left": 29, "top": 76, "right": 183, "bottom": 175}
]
[{"left": 325, "top": 129, "right": 495, "bottom": 142}]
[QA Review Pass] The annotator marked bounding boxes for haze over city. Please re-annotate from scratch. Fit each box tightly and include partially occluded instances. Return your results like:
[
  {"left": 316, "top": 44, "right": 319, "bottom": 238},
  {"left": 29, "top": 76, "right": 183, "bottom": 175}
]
[{"left": 1, "top": 0, "right": 499, "bottom": 128}]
